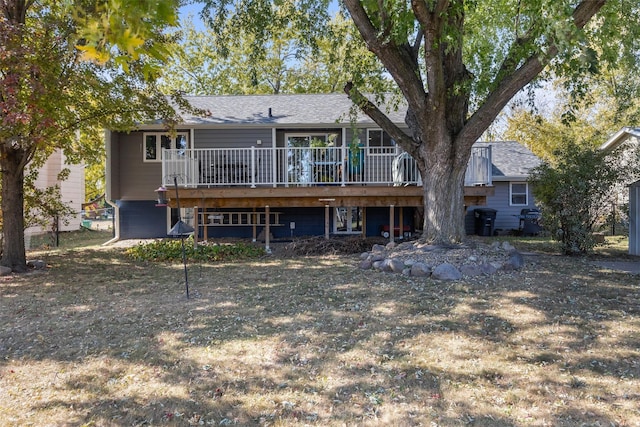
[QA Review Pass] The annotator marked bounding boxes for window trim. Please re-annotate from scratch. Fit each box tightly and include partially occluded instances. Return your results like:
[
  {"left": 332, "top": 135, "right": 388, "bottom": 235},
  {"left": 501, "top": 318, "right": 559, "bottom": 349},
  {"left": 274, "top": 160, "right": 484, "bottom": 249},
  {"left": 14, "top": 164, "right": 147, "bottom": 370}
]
[
  {"left": 366, "top": 129, "right": 395, "bottom": 156},
  {"left": 509, "top": 182, "right": 529, "bottom": 206},
  {"left": 143, "top": 132, "right": 189, "bottom": 163}
]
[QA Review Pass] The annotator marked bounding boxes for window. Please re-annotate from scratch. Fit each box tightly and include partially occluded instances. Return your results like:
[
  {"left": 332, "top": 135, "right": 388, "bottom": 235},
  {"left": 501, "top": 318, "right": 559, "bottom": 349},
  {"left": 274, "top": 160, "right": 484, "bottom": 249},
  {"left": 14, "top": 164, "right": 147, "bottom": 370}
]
[
  {"left": 334, "top": 207, "right": 363, "bottom": 234},
  {"left": 144, "top": 132, "right": 189, "bottom": 162},
  {"left": 367, "top": 129, "right": 395, "bottom": 155},
  {"left": 510, "top": 182, "right": 528, "bottom": 206}
]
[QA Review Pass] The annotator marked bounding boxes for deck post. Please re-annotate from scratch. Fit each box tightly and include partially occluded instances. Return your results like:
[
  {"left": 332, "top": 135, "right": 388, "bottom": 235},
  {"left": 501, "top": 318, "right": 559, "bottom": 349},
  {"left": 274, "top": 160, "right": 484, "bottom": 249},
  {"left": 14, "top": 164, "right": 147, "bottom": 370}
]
[
  {"left": 265, "top": 205, "right": 271, "bottom": 253},
  {"left": 325, "top": 204, "right": 330, "bottom": 239},
  {"left": 399, "top": 207, "right": 404, "bottom": 239},
  {"left": 250, "top": 146, "right": 256, "bottom": 188},
  {"left": 389, "top": 204, "right": 395, "bottom": 243},
  {"left": 362, "top": 208, "right": 367, "bottom": 238},
  {"left": 194, "top": 206, "right": 199, "bottom": 247},
  {"left": 252, "top": 207, "right": 257, "bottom": 242},
  {"left": 341, "top": 133, "right": 347, "bottom": 187},
  {"left": 203, "top": 209, "right": 208, "bottom": 242}
]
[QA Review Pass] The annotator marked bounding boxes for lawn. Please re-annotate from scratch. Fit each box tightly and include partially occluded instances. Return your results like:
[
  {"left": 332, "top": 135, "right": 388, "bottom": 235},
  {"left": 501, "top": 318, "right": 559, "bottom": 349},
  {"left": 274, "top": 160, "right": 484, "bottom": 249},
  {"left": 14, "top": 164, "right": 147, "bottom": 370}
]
[{"left": 0, "top": 232, "right": 638, "bottom": 426}]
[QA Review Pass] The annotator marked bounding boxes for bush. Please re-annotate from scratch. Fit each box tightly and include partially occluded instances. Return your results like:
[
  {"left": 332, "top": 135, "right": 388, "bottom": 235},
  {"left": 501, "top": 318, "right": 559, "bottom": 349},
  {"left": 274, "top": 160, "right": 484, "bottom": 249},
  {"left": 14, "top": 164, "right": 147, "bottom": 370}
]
[
  {"left": 529, "top": 142, "right": 624, "bottom": 254},
  {"left": 125, "top": 238, "right": 266, "bottom": 262}
]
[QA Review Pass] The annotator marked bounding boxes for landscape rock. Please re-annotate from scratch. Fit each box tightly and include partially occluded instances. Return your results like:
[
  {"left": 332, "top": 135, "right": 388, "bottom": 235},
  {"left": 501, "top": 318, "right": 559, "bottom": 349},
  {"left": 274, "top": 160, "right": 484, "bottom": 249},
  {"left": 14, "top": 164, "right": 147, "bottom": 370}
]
[
  {"left": 505, "top": 251, "right": 525, "bottom": 270},
  {"left": 358, "top": 238, "right": 528, "bottom": 281},
  {"left": 0, "top": 266, "right": 12, "bottom": 276},
  {"left": 358, "top": 259, "right": 372, "bottom": 270},
  {"left": 388, "top": 258, "right": 405, "bottom": 273},
  {"left": 27, "top": 260, "right": 46, "bottom": 270},
  {"left": 460, "top": 264, "right": 483, "bottom": 277},
  {"left": 410, "top": 262, "right": 431, "bottom": 277},
  {"left": 432, "top": 263, "right": 462, "bottom": 281},
  {"left": 369, "top": 253, "right": 387, "bottom": 262},
  {"left": 372, "top": 244, "right": 386, "bottom": 253},
  {"left": 480, "top": 263, "right": 499, "bottom": 275},
  {"left": 501, "top": 241, "right": 516, "bottom": 252}
]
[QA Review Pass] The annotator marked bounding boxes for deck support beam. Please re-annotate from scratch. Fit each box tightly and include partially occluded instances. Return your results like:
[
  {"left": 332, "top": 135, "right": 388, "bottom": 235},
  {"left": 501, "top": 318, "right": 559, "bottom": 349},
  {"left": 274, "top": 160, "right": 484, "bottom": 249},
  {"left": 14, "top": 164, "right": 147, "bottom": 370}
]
[
  {"left": 390, "top": 204, "right": 395, "bottom": 244},
  {"left": 324, "top": 205, "right": 330, "bottom": 239},
  {"left": 265, "top": 205, "right": 271, "bottom": 253}
]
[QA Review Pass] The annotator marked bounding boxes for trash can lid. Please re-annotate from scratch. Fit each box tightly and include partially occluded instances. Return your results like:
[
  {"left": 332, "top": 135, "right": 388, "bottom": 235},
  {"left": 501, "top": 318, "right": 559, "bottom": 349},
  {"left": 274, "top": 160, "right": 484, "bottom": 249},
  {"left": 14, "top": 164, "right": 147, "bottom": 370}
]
[{"left": 474, "top": 208, "right": 497, "bottom": 213}]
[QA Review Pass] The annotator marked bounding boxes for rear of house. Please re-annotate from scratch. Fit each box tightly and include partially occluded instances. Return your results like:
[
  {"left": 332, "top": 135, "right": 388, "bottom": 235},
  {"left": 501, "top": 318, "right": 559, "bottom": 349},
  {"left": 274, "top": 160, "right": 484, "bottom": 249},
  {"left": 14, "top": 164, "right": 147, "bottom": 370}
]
[
  {"left": 464, "top": 141, "right": 541, "bottom": 236},
  {"left": 106, "top": 94, "right": 522, "bottom": 244}
]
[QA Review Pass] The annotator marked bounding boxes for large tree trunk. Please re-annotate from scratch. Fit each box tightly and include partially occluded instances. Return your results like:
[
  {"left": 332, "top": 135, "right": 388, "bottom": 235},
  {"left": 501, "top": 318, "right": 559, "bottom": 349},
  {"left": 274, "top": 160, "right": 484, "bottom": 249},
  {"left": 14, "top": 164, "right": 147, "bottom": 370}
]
[
  {"left": 1, "top": 147, "right": 28, "bottom": 272},
  {"left": 418, "top": 129, "right": 472, "bottom": 244},
  {"left": 420, "top": 147, "right": 469, "bottom": 244}
]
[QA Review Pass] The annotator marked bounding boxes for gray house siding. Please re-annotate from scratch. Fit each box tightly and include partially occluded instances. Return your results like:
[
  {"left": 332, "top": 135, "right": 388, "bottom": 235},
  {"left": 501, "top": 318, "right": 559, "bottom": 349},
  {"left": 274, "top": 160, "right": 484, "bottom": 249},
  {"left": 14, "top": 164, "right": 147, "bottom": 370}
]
[
  {"left": 108, "top": 132, "right": 121, "bottom": 200},
  {"left": 115, "top": 131, "right": 165, "bottom": 200},
  {"left": 465, "top": 181, "right": 537, "bottom": 234},
  {"left": 194, "top": 128, "right": 272, "bottom": 148}
]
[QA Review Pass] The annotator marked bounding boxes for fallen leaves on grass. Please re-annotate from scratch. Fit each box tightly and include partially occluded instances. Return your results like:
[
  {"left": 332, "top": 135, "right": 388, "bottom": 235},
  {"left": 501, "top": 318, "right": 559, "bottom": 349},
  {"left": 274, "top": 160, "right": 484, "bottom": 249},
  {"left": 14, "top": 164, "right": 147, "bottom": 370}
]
[{"left": 1, "top": 240, "right": 639, "bottom": 426}]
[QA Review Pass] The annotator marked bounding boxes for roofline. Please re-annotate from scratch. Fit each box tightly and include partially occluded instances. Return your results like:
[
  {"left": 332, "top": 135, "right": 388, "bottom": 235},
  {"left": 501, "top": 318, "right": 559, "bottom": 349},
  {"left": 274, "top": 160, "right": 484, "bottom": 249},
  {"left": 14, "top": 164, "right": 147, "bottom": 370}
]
[
  {"left": 117, "top": 121, "right": 405, "bottom": 131},
  {"left": 492, "top": 176, "right": 530, "bottom": 182},
  {"left": 600, "top": 127, "right": 640, "bottom": 151}
]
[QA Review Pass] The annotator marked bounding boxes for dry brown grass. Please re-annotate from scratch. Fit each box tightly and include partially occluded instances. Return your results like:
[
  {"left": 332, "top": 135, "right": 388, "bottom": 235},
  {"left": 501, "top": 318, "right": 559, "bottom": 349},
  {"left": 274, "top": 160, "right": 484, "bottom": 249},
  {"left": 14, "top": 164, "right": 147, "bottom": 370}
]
[{"left": 1, "top": 233, "right": 639, "bottom": 426}]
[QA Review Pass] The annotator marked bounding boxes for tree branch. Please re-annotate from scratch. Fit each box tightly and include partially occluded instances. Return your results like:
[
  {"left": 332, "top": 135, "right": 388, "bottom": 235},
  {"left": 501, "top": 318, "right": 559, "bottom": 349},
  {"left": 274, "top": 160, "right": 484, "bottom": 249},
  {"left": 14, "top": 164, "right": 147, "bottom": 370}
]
[
  {"left": 343, "top": 0, "right": 426, "bottom": 110},
  {"left": 344, "top": 82, "right": 419, "bottom": 157},
  {"left": 458, "top": 0, "right": 607, "bottom": 145}
]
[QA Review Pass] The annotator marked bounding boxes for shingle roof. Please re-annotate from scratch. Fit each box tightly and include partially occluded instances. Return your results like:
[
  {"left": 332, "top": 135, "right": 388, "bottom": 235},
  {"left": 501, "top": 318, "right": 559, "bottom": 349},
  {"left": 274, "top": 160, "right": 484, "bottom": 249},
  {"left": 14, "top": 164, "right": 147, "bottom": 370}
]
[
  {"left": 179, "top": 93, "right": 407, "bottom": 126},
  {"left": 175, "top": 95, "right": 541, "bottom": 178},
  {"left": 476, "top": 141, "right": 541, "bottom": 180}
]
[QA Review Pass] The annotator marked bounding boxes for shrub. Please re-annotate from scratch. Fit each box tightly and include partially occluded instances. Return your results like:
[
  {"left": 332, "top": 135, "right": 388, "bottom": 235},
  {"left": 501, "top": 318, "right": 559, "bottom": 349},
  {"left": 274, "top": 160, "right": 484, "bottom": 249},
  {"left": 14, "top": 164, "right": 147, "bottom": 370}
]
[
  {"left": 529, "top": 142, "right": 624, "bottom": 254},
  {"left": 125, "top": 238, "right": 266, "bottom": 262}
]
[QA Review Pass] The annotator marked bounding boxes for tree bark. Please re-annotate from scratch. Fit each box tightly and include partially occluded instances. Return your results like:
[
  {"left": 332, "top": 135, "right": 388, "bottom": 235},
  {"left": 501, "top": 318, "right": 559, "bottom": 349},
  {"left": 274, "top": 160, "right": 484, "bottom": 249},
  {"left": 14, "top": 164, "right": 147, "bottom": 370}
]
[{"left": 1, "top": 145, "right": 28, "bottom": 272}]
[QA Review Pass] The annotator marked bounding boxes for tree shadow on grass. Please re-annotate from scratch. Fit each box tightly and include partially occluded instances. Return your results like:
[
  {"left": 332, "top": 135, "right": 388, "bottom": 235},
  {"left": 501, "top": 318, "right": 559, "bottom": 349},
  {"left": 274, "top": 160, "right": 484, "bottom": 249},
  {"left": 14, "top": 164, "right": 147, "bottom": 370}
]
[{"left": 1, "top": 248, "right": 639, "bottom": 425}]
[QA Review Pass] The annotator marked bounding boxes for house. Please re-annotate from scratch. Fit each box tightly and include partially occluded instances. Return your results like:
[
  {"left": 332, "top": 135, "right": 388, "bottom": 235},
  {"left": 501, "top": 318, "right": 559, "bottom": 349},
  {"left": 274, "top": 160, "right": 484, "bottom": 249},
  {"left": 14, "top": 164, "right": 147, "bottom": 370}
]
[
  {"left": 24, "top": 150, "right": 85, "bottom": 247},
  {"left": 600, "top": 127, "right": 640, "bottom": 255},
  {"left": 464, "top": 141, "right": 541, "bottom": 235},
  {"left": 105, "top": 93, "right": 503, "bottom": 246}
]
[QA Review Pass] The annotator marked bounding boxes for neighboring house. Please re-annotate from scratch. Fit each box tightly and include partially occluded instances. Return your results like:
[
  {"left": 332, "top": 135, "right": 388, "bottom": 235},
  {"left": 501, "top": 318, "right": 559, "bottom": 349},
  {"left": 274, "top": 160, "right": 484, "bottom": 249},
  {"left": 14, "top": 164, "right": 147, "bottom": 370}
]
[
  {"left": 600, "top": 127, "right": 640, "bottom": 255},
  {"left": 464, "top": 141, "right": 542, "bottom": 235},
  {"left": 24, "top": 150, "right": 85, "bottom": 246},
  {"left": 105, "top": 93, "right": 505, "bottom": 245},
  {"left": 600, "top": 127, "right": 640, "bottom": 183}
]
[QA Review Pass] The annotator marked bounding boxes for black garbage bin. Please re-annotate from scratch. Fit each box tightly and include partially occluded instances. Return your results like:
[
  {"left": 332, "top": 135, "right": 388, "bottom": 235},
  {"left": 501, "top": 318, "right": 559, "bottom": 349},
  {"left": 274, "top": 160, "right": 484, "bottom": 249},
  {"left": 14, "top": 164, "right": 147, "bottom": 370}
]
[{"left": 474, "top": 208, "right": 497, "bottom": 236}]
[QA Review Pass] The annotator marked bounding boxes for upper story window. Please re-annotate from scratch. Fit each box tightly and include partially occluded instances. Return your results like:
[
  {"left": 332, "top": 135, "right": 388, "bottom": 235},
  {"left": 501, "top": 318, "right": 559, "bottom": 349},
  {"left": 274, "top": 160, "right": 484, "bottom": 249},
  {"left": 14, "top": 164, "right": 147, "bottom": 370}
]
[
  {"left": 144, "top": 132, "right": 189, "bottom": 162},
  {"left": 510, "top": 182, "right": 528, "bottom": 206},
  {"left": 367, "top": 129, "right": 395, "bottom": 155}
]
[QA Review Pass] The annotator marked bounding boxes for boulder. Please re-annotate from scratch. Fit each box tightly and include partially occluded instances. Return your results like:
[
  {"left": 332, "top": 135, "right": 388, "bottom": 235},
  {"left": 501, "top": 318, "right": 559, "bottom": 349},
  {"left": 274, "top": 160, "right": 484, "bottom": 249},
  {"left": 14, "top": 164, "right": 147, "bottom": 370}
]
[
  {"left": 410, "top": 262, "right": 431, "bottom": 277},
  {"left": 371, "top": 244, "right": 386, "bottom": 253},
  {"left": 460, "top": 264, "right": 483, "bottom": 277},
  {"left": 27, "top": 260, "right": 46, "bottom": 270},
  {"left": 358, "top": 259, "right": 373, "bottom": 270},
  {"left": 505, "top": 251, "right": 525, "bottom": 270},
  {"left": 388, "top": 258, "right": 405, "bottom": 273},
  {"left": 432, "top": 263, "right": 462, "bottom": 281}
]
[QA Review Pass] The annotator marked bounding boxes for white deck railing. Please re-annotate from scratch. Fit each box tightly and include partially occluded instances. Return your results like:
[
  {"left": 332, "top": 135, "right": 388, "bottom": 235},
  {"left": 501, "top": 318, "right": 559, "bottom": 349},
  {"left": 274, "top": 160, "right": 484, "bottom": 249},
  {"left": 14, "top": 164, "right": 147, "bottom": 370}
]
[{"left": 161, "top": 146, "right": 492, "bottom": 188}]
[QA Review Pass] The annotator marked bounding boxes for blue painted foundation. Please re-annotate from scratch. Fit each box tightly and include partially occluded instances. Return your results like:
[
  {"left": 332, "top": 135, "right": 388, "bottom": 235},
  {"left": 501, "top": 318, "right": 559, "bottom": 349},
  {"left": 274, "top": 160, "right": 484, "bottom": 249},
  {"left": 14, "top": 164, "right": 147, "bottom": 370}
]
[{"left": 116, "top": 201, "right": 416, "bottom": 241}]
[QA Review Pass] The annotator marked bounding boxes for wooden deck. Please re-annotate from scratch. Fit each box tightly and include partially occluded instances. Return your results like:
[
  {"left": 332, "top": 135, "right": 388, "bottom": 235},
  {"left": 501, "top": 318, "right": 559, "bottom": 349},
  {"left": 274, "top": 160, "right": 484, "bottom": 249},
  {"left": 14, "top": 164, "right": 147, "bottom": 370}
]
[{"left": 164, "top": 185, "right": 495, "bottom": 209}]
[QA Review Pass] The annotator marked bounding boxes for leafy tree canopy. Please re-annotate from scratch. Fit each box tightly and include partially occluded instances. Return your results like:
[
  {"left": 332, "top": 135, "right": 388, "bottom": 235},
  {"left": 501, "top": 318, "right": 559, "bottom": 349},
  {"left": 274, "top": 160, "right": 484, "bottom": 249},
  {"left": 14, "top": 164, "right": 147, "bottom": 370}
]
[
  {"left": 1, "top": 0, "right": 181, "bottom": 271},
  {"left": 159, "top": 10, "right": 393, "bottom": 95}
]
